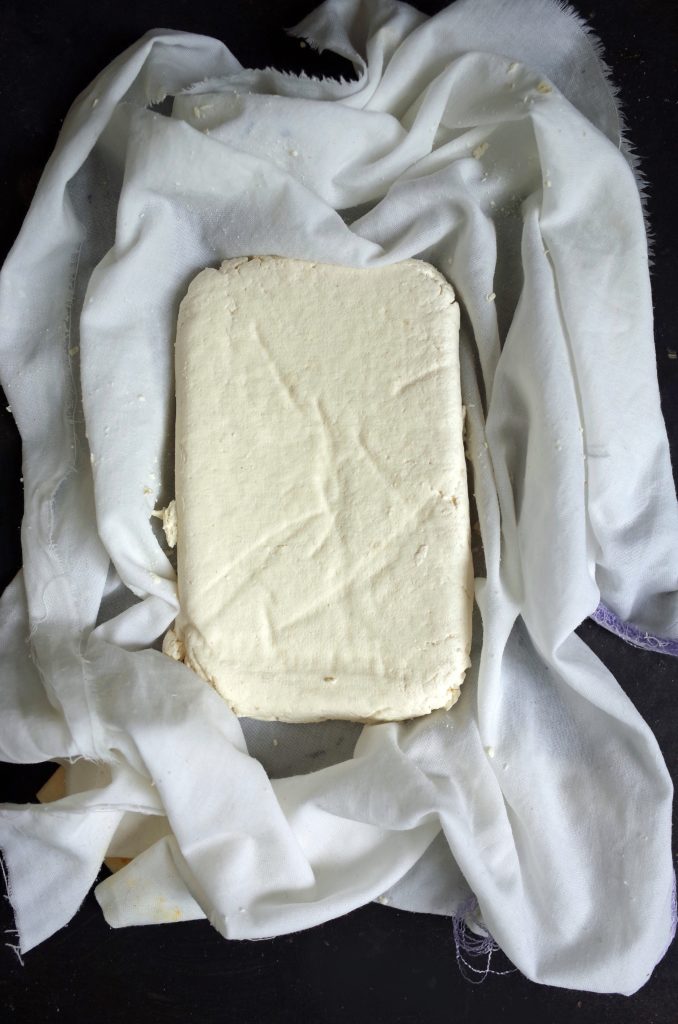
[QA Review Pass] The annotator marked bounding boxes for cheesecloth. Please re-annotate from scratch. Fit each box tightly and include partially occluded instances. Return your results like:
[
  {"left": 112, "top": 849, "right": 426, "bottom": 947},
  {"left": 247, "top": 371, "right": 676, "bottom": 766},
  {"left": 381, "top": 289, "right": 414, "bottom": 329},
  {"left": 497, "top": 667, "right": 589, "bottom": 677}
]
[{"left": 1, "top": 0, "right": 677, "bottom": 994}]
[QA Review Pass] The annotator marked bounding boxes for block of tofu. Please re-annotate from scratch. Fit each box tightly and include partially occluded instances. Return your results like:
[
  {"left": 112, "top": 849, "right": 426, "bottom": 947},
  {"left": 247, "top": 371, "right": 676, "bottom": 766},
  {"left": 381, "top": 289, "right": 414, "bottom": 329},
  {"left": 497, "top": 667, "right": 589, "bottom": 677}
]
[{"left": 165, "top": 256, "right": 473, "bottom": 722}]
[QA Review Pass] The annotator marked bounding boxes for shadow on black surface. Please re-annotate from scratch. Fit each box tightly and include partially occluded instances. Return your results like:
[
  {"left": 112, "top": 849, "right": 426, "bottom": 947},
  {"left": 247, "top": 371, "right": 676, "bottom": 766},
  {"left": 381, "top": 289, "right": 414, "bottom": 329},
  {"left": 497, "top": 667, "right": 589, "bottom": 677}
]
[{"left": 1, "top": 878, "right": 676, "bottom": 1024}]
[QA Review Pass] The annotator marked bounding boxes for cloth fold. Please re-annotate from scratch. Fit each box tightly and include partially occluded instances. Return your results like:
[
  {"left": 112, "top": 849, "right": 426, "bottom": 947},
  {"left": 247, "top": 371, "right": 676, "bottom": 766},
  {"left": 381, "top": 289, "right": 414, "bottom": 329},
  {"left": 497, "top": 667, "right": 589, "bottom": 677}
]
[{"left": 1, "top": 0, "right": 676, "bottom": 994}]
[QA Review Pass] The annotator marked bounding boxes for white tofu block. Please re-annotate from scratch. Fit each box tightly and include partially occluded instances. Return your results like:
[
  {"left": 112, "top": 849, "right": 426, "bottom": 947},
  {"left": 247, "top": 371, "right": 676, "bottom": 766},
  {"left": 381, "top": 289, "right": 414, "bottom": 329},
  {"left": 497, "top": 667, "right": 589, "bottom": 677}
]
[{"left": 166, "top": 256, "right": 473, "bottom": 722}]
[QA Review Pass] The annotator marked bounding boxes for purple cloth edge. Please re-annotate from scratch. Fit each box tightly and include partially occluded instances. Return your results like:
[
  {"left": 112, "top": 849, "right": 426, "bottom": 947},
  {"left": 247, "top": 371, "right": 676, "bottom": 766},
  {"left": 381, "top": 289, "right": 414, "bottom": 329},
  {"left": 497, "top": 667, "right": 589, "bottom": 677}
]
[{"left": 590, "top": 604, "right": 678, "bottom": 657}]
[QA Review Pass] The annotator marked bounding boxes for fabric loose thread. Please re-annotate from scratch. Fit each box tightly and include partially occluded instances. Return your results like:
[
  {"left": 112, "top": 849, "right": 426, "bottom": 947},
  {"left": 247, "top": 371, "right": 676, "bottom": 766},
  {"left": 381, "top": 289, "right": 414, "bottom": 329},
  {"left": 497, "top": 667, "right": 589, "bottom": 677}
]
[
  {"left": 0, "top": 852, "right": 24, "bottom": 967},
  {"left": 451, "top": 897, "right": 516, "bottom": 983},
  {"left": 660, "top": 876, "right": 678, "bottom": 963}
]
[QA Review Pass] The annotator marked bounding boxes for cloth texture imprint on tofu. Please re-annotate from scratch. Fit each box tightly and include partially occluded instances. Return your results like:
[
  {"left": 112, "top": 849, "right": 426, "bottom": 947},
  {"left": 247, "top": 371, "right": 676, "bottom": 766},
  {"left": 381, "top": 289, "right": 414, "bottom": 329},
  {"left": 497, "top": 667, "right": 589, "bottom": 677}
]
[{"left": 166, "top": 256, "right": 472, "bottom": 722}]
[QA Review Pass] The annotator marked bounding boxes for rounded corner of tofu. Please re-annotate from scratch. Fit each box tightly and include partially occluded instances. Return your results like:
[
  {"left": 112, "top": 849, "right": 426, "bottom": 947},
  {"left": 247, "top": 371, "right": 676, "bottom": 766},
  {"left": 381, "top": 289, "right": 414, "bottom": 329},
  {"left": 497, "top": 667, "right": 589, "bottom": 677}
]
[
  {"left": 401, "top": 257, "right": 457, "bottom": 304},
  {"left": 180, "top": 265, "right": 224, "bottom": 311}
]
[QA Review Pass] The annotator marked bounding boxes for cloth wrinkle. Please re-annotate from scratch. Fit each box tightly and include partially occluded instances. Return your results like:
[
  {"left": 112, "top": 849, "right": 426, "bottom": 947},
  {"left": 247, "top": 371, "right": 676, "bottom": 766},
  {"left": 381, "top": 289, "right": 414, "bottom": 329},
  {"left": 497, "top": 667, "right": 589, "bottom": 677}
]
[{"left": 0, "top": 0, "right": 676, "bottom": 995}]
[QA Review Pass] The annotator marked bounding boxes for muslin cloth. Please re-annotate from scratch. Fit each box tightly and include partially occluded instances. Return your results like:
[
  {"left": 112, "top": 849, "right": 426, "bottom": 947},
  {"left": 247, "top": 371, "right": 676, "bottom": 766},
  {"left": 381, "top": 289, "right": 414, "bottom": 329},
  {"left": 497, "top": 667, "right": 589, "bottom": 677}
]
[{"left": 1, "top": 0, "right": 676, "bottom": 994}]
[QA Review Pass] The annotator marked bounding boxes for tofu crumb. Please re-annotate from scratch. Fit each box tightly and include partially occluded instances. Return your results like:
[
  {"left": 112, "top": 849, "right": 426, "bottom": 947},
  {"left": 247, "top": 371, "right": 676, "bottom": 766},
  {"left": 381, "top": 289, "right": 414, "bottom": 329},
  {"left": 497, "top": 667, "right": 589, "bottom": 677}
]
[{"left": 152, "top": 500, "right": 178, "bottom": 548}]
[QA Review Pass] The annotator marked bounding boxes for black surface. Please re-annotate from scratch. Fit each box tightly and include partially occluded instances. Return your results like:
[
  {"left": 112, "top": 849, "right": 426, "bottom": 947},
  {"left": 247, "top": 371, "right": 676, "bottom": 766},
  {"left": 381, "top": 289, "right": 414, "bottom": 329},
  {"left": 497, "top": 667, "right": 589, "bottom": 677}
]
[{"left": 0, "top": 1, "right": 677, "bottom": 1021}]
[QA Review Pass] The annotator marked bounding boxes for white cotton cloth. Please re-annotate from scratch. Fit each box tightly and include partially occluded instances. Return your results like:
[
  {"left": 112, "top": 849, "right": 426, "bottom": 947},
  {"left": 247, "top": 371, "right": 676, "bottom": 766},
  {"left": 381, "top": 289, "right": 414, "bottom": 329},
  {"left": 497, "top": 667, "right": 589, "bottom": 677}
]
[{"left": 1, "top": 0, "right": 676, "bottom": 995}]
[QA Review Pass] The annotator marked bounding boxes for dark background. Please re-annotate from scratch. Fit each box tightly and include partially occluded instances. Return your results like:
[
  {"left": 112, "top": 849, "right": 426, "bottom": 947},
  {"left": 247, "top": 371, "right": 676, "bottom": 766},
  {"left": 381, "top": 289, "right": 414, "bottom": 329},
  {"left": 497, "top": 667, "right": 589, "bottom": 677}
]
[{"left": 0, "top": 1, "right": 676, "bottom": 1021}]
